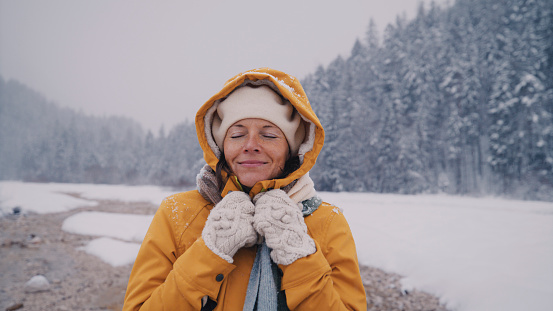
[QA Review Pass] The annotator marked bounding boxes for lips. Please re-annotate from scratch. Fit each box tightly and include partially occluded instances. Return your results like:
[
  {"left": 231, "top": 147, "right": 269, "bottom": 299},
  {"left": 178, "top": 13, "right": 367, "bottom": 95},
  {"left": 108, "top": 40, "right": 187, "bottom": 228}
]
[{"left": 238, "top": 160, "right": 267, "bottom": 167}]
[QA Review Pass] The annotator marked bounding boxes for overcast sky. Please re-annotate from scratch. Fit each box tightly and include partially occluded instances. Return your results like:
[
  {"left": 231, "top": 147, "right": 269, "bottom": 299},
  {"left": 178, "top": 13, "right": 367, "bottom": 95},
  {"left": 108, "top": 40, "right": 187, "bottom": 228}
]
[{"left": 0, "top": 0, "right": 449, "bottom": 132}]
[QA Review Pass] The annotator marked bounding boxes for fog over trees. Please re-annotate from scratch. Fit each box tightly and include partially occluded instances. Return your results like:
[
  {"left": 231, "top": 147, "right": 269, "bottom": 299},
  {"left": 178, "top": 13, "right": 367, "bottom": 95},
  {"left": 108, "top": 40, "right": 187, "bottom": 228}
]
[
  {"left": 1, "top": 0, "right": 551, "bottom": 200},
  {"left": 0, "top": 79, "right": 203, "bottom": 187}
]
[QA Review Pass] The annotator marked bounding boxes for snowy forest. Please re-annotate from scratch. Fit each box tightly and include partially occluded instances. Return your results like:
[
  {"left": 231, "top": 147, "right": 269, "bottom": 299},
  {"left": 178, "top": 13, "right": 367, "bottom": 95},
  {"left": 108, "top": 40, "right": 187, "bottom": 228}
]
[{"left": 1, "top": 0, "right": 552, "bottom": 201}]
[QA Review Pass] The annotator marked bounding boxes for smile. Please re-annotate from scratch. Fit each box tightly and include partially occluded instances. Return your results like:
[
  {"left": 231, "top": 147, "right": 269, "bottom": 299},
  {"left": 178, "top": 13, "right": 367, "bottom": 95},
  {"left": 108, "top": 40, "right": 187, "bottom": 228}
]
[{"left": 238, "top": 160, "right": 267, "bottom": 167}]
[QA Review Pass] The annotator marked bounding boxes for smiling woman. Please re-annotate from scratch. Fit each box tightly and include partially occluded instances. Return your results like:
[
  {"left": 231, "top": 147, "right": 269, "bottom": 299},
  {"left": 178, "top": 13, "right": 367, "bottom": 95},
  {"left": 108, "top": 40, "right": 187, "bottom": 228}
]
[
  {"left": 212, "top": 84, "right": 304, "bottom": 190},
  {"left": 123, "top": 68, "right": 366, "bottom": 310},
  {"left": 223, "top": 118, "right": 290, "bottom": 188}
]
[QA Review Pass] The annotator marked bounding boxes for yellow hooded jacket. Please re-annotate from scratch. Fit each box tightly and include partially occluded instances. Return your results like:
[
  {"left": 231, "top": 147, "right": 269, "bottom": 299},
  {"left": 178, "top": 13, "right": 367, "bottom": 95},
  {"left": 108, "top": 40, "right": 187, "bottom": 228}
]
[{"left": 123, "top": 68, "right": 367, "bottom": 310}]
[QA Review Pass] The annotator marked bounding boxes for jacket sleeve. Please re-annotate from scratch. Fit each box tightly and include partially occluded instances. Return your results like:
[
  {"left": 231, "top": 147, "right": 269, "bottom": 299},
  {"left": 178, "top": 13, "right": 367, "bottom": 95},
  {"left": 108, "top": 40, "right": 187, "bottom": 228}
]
[
  {"left": 279, "top": 208, "right": 367, "bottom": 310},
  {"left": 123, "top": 200, "right": 235, "bottom": 311}
]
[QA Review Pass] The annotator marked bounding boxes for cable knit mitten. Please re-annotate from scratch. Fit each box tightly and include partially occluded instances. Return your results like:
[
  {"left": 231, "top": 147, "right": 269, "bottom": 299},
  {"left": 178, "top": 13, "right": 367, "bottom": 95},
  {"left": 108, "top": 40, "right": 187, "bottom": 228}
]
[
  {"left": 253, "top": 189, "right": 316, "bottom": 265},
  {"left": 202, "top": 191, "right": 258, "bottom": 263}
]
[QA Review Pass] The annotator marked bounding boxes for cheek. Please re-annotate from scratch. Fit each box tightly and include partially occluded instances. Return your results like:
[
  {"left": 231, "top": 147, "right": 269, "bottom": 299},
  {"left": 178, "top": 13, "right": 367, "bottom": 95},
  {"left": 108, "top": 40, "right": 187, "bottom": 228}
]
[
  {"left": 276, "top": 143, "right": 290, "bottom": 166},
  {"left": 223, "top": 140, "right": 240, "bottom": 159},
  {"left": 224, "top": 149, "right": 238, "bottom": 167}
]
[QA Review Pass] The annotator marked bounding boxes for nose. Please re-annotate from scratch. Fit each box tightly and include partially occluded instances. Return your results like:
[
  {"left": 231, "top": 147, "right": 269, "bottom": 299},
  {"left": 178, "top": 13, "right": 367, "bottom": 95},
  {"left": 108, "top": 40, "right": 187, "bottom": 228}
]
[{"left": 243, "top": 135, "right": 260, "bottom": 152}]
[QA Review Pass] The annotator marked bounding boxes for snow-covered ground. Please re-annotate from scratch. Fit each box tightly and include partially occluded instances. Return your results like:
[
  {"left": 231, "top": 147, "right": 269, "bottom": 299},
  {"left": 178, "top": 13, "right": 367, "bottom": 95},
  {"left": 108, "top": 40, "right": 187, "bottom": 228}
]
[{"left": 1, "top": 181, "right": 552, "bottom": 311}]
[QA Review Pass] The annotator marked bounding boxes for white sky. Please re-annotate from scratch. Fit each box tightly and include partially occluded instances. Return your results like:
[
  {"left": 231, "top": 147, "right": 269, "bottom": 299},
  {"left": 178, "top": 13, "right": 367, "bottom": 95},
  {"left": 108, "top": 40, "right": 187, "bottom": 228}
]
[{"left": 0, "top": 0, "right": 450, "bottom": 132}]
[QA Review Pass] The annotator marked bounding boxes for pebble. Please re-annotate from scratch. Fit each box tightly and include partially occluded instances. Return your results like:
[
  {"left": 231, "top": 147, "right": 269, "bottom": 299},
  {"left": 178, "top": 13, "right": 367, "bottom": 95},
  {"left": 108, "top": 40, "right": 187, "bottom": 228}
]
[
  {"left": 24, "top": 275, "right": 51, "bottom": 293},
  {"left": 5, "top": 303, "right": 23, "bottom": 311},
  {"left": 28, "top": 235, "right": 43, "bottom": 245}
]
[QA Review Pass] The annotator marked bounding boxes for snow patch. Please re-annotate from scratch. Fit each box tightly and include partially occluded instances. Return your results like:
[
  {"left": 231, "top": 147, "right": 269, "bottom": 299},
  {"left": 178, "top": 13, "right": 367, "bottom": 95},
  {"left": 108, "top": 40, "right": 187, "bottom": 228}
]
[
  {"left": 0, "top": 181, "right": 174, "bottom": 215},
  {"left": 321, "top": 191, "right": 553, "bottom": 311},
  {"left": 79, "top": 237, "right": 141, "bottom": 267},
  {"left": 62, "top": 211, "right": 153, "bottom": 242},
  {"left": 0, "top": 181, "right": 97, "bottom": 215}
]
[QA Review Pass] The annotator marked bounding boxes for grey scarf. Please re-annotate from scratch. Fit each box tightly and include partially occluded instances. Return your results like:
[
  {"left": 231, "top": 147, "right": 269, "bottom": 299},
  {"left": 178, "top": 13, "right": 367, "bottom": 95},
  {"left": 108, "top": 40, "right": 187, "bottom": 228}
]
[{"left": 242, "top": 196, "right": 321, "bottom": 311}]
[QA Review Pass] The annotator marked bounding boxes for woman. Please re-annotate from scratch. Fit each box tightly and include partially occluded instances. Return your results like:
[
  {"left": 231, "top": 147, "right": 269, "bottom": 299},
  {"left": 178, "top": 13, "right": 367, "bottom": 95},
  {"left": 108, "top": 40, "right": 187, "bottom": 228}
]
[{"left": 123, "top": 68, "right": 366, "bottom": 310}]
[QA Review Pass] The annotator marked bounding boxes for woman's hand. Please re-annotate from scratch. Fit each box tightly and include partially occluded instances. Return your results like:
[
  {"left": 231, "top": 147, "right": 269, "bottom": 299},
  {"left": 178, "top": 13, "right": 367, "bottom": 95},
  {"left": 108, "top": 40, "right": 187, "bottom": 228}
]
[
  {"left": 202, "top": 191, "right": 258, "bottom": 263},
  {"left": 253, "top": 189, "right": 316, "bottom": 265}
]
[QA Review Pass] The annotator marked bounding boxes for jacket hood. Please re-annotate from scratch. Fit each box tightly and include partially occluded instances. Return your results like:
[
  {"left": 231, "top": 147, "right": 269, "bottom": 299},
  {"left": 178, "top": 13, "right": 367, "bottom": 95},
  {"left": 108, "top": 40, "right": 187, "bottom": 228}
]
[{"left": 195, "top": 67, "right": 325, "bottom": 196}]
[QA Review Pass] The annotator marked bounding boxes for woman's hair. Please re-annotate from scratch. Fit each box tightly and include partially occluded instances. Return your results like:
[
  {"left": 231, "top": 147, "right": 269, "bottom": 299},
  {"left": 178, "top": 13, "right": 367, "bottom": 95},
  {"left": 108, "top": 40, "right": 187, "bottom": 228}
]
[
  {"left": 215, "top": 153, "right": 231, "bottom": 193},
  {"left": 215, "top": 152, "right": 301, "bottom": 193}
]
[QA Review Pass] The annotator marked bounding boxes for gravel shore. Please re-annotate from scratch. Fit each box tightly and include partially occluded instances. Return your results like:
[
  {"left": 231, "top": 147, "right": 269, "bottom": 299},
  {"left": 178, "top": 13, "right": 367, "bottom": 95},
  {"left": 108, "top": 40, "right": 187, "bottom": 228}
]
[{"left": 0, "top": 199, "right": 450, "bottom": 311}]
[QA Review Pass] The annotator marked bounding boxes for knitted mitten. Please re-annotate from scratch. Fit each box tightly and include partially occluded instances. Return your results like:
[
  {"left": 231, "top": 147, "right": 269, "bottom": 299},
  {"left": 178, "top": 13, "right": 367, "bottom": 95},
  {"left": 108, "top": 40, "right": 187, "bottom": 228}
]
[
  {"left": 253, "top": 189, "right": 316, "bottom": 265},
  {"left": 202, "top": 191, "right": 258, "bottom": 263}
]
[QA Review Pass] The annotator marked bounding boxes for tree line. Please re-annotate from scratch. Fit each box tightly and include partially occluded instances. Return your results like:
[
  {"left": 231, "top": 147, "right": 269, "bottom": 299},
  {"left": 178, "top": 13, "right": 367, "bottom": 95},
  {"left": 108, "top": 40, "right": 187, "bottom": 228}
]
[{"left": 304, "top": 0, "right": 552, "bottom": 200}]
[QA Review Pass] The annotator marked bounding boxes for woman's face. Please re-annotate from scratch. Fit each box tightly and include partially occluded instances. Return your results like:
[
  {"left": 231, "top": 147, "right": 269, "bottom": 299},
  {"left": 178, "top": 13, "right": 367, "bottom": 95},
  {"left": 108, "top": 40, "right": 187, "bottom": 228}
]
[{"left": 223, "top": 118, "right": 289, "bottom": 188}]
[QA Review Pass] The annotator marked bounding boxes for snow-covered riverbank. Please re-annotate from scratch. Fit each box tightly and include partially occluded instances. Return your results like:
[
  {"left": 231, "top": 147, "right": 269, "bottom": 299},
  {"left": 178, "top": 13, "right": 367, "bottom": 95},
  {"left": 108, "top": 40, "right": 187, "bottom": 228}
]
[{"left": 1, "top": 181, "right": 552, "bottom": 311}]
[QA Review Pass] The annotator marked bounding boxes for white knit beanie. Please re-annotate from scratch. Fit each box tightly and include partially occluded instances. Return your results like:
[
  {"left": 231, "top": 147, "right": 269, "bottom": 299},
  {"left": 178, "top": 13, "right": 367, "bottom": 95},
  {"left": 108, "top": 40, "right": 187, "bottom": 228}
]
[{"left": 211, "top": 85, "right": 305, "bottom": 156}]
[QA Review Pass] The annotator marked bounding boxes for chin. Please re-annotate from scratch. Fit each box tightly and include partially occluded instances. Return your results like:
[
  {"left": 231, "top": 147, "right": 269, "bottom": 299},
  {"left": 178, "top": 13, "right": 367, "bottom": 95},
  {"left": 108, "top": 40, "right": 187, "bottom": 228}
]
[{"left": 239, "top": 174, "right": 269, "bottom": 188}]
